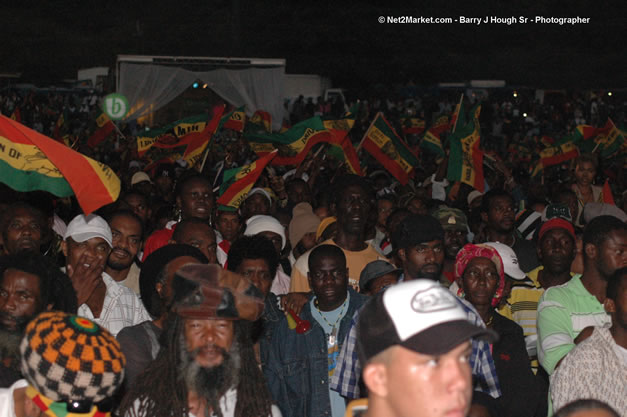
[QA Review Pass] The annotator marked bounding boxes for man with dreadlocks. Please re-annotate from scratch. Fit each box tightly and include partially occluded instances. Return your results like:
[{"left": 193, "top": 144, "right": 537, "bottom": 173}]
[{"left": 119, "top": 263, "right": 282, "bottom": 417}]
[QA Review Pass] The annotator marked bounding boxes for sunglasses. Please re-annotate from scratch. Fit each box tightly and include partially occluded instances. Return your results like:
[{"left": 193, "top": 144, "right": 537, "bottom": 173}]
[{"left": 64, "top": 397, "right": 114, "bottom": 414}]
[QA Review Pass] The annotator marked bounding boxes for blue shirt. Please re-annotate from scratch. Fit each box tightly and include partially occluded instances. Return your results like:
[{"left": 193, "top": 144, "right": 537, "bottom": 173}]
[{"left": 310, "top": 293, "right": 350, "bottom": 417}]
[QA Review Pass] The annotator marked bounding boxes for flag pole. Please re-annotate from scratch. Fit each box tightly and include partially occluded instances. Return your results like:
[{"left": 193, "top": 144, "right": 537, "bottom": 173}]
[
  {"left": 451, "top": 94, "right": 464, "bottom": 134},
  {"left": 355, "top": 112, "right": 381, "bottom": 152},
  {"left": 198, "top": 146, "right": 211, "bottom": 173},
  {"left": 111, "top": 121, "right": 128, "bottom": 142}
]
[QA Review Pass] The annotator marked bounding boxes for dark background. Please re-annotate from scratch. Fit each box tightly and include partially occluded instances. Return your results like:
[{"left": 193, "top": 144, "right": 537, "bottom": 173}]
[{"left": 2, "top": 0, "right": 625, "bottom": 91}]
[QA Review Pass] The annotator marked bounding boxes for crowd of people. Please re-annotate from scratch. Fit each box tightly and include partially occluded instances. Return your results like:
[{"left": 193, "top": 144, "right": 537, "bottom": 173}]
[{"left": 0, "top": 84, "right": 626, "bottom": 417}]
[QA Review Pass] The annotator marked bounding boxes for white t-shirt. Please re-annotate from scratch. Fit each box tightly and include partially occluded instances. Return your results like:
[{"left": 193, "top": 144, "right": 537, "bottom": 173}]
[
  {"left": 129, "top": 388, "right": 283, "bottom": 417},
  {"left": 0, "top": 379, "right": 28, "bottom": 417}
]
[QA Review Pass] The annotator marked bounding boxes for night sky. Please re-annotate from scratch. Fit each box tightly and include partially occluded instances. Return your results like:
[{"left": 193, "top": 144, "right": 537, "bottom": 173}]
[{"left": 3, "top": 0, "right": 625, "bottom": 91}]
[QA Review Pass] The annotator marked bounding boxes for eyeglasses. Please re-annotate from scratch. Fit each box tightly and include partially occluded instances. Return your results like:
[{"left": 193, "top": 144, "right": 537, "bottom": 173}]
[{"left": 65, "top": 397, "right": 113, "bottom": 413}]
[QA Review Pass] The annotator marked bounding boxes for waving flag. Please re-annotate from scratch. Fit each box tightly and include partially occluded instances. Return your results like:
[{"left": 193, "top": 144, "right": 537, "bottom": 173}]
[
  {"left": 182, "top": 106, "right": 225, "bottom": 167},
  {"left": 400, "top": 117, "right": 425, "bottom": 135},
  {"left": 217, "top": 150, "right": 278, "bottom": 208},
  {"left": 602, "top": 179, "right": 615, "bottom": 205},
  {"left": 219, "top": 106, "right": 246, "bottom": 132},
  {"left": 137, "top": 107, "right": 224, "bottom": 168},
  {"left": 361, "top": 113, "right": 419, "bottom": 185},
  {"left": 249, "top": 110, "right": 272, "bottom": 133},
  {"left": 87, "top": 110, "right": 116, "bottom": 148},
  {"left": 0, "top": 115, "right": 120, "bottom": 214},
  {"left": 420, "top": 115, "right": 448, "bottom": 157},
  {"left": 447, "top": 104, "right": 484, "bottom": 192}
]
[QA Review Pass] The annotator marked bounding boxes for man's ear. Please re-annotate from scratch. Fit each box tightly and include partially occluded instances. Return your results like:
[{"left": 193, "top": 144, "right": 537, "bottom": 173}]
[
  {"left": 362, "top": 362, "right": 388, "bottom": 398},
  {"left": 155, "top": 282, "right": 163, "bottom": 297},
  {"left": 397, "top": 248, "right": 407, "bottom": 264},
  {"left": 604, "top": 298, "right": 616, "bottom": 314},
  {"left": 61, "top": 240, "right": 68, "bottom": 258},
  {"left": 329, "top": 201, "right": 337, "bottom": 217},
  {"left": 584, "top": 243, "right": 597, "bottom": 260}
]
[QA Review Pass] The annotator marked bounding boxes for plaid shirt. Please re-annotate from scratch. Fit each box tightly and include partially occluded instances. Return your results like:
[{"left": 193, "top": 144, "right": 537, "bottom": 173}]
[
  {"left": 77, "top": 272, "right": 152, "bottom": 337},
  {"left": 329, "top": 293, "right": 501, "bottom": 399}
]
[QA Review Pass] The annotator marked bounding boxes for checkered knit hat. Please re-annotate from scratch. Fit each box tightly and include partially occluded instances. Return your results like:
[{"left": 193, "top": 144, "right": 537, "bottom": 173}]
[{"left": 20, "top": 311, "right": 126, "bottom": 404}]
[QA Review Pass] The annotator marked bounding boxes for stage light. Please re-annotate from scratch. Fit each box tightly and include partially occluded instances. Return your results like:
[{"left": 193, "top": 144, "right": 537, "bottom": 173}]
[
  {"left": 523, "top": 112, "right": 528, "bottom": 117},
  {"left": 608, "top": 92, "right": 613, "bottom": 96},
  {"left": 192, "top": 82, "right": 199, "bottom": 88},
  {"left": 203, "top": 83, "right": 208, "bottom": 89},
  {"left": 513, "top": 91, "right": 518, "bottom": 98}
]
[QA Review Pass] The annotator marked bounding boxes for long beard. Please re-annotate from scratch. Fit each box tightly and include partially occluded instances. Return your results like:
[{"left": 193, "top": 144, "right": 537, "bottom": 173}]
[
  {"left": 0, "top": 327, "right": 23, "bottom": 371},
  {"left": 179, "top": 338, "right": 241, "bottom": 417}
]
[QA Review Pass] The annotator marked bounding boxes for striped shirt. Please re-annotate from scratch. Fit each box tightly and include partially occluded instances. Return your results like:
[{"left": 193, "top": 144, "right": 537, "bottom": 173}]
[
  {"left": 536, "top": 274, "right": 611, "bottom": 375},
  {"left": 498, "top": 266, "right": 575, "bottom": 372}
]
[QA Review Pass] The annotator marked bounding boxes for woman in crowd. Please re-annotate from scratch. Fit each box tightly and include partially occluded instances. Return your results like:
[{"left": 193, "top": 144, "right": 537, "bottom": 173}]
[{"left": 455, "top": 243, "right": 544, "bottom": 417}]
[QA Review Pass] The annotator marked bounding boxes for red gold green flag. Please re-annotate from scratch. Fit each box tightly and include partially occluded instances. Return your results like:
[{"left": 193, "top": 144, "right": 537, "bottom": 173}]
[
  {"left": 182, "top": 105, "right": 225, "bottom": 167},
  {"left": 602, "top": 179, "right": 615, "bottom": 205},
  {"left": 137, "top": 114, "right": 208, "bottom": 157},
  {"left": 400, "top": 117, "right": 425, "bottom": 135},
  {"left": 217, "top": 150, "right": 278, "bottom": 208},
  {"left": 594, "top": 119, "right": 624, "bottom": 158},
  {"left": 0, "top": 115, "right": 120, "bottom": 214},
  {"left": 245, "top": 116, "right": 326, "bottom": 165},
  {"left": 324, "top": 129, "right": 363, "bottom": 175},
  {"left": 447, "top": 104, "right": 484, "bottom": 192},
  {"left": 87, "top": 110, "right": 116, "bottom": 148},
  {"left": 540, "top": 141, "right": 579, "bottom": 167},
  {"left": 249, "top": 110, "right": 272, "bottom": 133},
  {"left": 219, "top": 105, "right": 246, "bottom": 132},
  {"left": 10, "top": 107, "right": 21, "bottom": 123},
  {"left": 361, "top": 113, "right": 419, "bottom": 185},
  {"left": 420, "top": 116, "right": 449, "bottom": 157}
]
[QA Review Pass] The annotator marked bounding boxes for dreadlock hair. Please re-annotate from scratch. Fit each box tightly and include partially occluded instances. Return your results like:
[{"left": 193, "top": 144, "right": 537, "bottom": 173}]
[
  {"left": 121, "top": 267, "right": 272, "bottom": 417},
  {"left": 119, "top": 314, "right": 273, "bottom": 417},
  {"left": 118, "top": 313, "right": 188, "bottom": 417}
]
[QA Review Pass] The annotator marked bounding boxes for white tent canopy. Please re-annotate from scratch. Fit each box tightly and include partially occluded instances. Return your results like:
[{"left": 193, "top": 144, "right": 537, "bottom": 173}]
[{"left": 117, "top": 57, "right": 285, "bottom": 130}]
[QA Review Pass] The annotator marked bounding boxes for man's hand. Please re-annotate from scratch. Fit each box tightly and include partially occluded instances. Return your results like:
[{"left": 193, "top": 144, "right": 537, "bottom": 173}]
[
  {"left": 574, "top": 326, "right": 594, "bottom": 344},
  {"left": 281, "top": 292, "right": 310, "bottom": 316},
  {"left": 66, "top": 256, "right": 104, "bottom": 306}
]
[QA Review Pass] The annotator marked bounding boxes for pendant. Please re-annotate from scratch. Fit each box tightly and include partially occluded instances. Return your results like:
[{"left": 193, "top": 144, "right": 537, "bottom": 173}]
[{"left": 328, "top": 326, "right": 338, "bottom": 347}]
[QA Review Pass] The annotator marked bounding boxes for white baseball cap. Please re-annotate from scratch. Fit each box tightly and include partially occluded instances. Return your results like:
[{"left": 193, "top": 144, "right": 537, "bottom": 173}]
[
  {"left": 484, "top": 242, "right": 526, "bottom": 280},
  {"left": 131, "top": 171, "right": 152, "bottom": 186},
  {"left": 64, "top": 214, "right": 113, "bottom": 248},
  {"left": 358, "top": 280, "right": 496, "bottom": 361}
]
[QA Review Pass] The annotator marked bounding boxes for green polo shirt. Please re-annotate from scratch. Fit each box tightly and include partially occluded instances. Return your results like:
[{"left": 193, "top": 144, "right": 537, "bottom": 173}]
[{"left": 537, "top": 274, "right": 611, "bottom": 375}]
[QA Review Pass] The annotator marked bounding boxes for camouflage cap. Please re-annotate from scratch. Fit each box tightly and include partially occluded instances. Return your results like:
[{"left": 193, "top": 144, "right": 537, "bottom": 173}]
[
  {"left": 432, "top": 208, "right": 468, "bottom": 231},
  {"left": 172, "top": 264, "right": 265, "bottom": 321}
]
